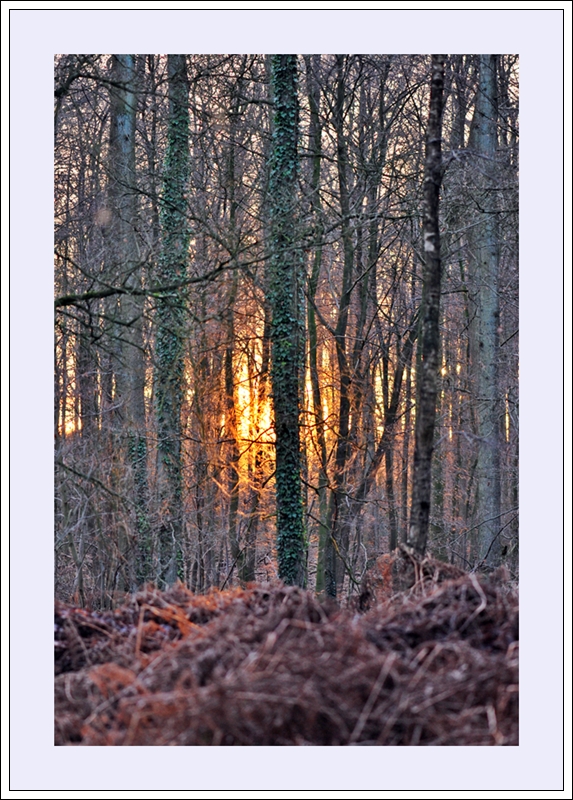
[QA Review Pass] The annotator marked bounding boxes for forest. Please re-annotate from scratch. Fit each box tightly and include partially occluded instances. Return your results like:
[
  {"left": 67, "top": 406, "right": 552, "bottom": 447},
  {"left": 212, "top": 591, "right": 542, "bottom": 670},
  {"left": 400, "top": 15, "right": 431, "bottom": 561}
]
[
  {"left": 54, "top": 54, "right": 519, "bottom": 609},
  {"left": 52, "top": 51, "right": 521, "bottom": 749}
]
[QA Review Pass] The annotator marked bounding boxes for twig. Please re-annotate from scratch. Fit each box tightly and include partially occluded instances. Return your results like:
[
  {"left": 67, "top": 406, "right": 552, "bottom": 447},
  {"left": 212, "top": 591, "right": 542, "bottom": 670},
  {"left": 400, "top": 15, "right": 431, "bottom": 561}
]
[
  {"left": 349, "top": 654, "right": 396, "bottom": 744},
  {"left": 219, "top": 547, "right": 247, "bottom": 591},
  {"left": 458, "top": 573, "right": 488, "bottom": 632},
  {"left": 56, "top": 459, "right": 133, "bottom": 508}
]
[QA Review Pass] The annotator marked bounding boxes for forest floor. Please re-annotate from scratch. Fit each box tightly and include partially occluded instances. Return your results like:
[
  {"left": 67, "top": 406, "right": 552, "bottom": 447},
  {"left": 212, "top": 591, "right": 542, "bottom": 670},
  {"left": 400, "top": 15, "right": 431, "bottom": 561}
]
[{"left": 55, "top": 551, "right": 518, "bottom": 746}]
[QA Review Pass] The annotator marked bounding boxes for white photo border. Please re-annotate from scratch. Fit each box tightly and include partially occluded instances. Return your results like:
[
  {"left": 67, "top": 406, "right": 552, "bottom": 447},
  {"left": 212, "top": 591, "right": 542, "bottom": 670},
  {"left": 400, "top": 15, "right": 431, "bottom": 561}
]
[{"left": 6, "top": 4, "right": 569, "bottom": 794}]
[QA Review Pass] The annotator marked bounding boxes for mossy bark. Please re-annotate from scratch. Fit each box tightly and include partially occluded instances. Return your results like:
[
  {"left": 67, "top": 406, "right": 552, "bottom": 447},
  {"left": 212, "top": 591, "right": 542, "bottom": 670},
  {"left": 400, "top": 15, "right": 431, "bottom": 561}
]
[
  {"left": 155, "top": 54, "right": 190, "bottom": 587},
  {"left": 268, "top": 55, "right": 306, "bottom": 587}
]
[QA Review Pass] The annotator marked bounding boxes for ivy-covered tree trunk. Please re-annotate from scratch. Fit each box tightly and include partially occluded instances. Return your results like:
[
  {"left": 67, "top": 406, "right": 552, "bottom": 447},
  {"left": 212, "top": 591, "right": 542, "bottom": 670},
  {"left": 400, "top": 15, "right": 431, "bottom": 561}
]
[
  {"left": 108, "top": 54, "right": 150, "bottom": 588},
  {"left": 408, "top": 55, "right": 446, "bottom": 557},
  {"left": 155, "top": 54, "right": 190, "bottom": 587},
  {"left": 268, "top": 55, "right": 306, "bottom": 587}
]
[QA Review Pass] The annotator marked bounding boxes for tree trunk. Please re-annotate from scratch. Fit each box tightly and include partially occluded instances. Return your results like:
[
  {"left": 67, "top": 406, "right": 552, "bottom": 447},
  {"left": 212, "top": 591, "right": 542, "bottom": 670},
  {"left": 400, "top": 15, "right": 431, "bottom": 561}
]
[
  {"left": 325, "top": 55, "right": 355, "bottom": 597},
  {"left": 108, "top": 54, "right": 150, "bottom": 588},
  {"left": 303, "top": 55, "right": 329, "bottom": 594},
  {"left": 468, "top": 54, "right": 502, "bottom": 568},
  {"left": 155, "top": 54, "right": 190, "bottom": 587},
  {"left": 408, "top": 55, "right": 446, "bottom": 557},
  {"left": 268, "top": 55, "right": 306, "bottom": 587},
  {"left": 243, "top": 302, "right": 272, "bottom": 584},
  {"left": 225, "top": 274, "right": 241, "bottom": 579}
]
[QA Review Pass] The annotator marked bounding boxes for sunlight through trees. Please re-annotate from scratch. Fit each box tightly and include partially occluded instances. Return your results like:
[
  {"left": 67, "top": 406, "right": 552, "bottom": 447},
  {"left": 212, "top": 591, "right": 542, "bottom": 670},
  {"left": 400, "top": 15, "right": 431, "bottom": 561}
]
[{"left": 54, "top": 54, "right": 519, "bottom": 607}]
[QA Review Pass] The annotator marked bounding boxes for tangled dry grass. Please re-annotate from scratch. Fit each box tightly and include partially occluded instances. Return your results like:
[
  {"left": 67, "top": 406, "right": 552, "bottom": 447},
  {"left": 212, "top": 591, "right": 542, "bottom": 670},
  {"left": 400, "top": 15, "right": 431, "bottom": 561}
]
[{"left": 55, "top": 555, "right": 518, "bottom": 746}]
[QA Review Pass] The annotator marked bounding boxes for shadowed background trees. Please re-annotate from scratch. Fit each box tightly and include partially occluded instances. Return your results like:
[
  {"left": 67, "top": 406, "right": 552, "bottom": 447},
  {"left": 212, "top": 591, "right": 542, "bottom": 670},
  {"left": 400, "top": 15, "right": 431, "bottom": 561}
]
[{"left": 54, "top": 54, "right": 518, "bottom": 607}]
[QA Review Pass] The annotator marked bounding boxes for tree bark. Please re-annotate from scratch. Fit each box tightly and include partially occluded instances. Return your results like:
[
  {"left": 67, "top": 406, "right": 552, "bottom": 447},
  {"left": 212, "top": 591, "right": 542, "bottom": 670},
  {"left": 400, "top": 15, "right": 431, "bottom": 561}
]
[
  {"left": 268, "top": 55, "right": 306, "bottom": 587},
  {"left": 303, "top": 55, "right": 329, "bottom": 594},
  {"left": 155, "top": 54, "right": 190, "bottom": 587},
  {"left": 408, "top": 55, "right": 446, "bottom": 557},
  {"left": 324, "top": 55, "right": 355, "bottom": 597},
  {"left": 108, "top": 54, "right": 150, "bottom": 588},
  {"left": 468, "top": 54, "right": 502, "bottom": 568}
]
